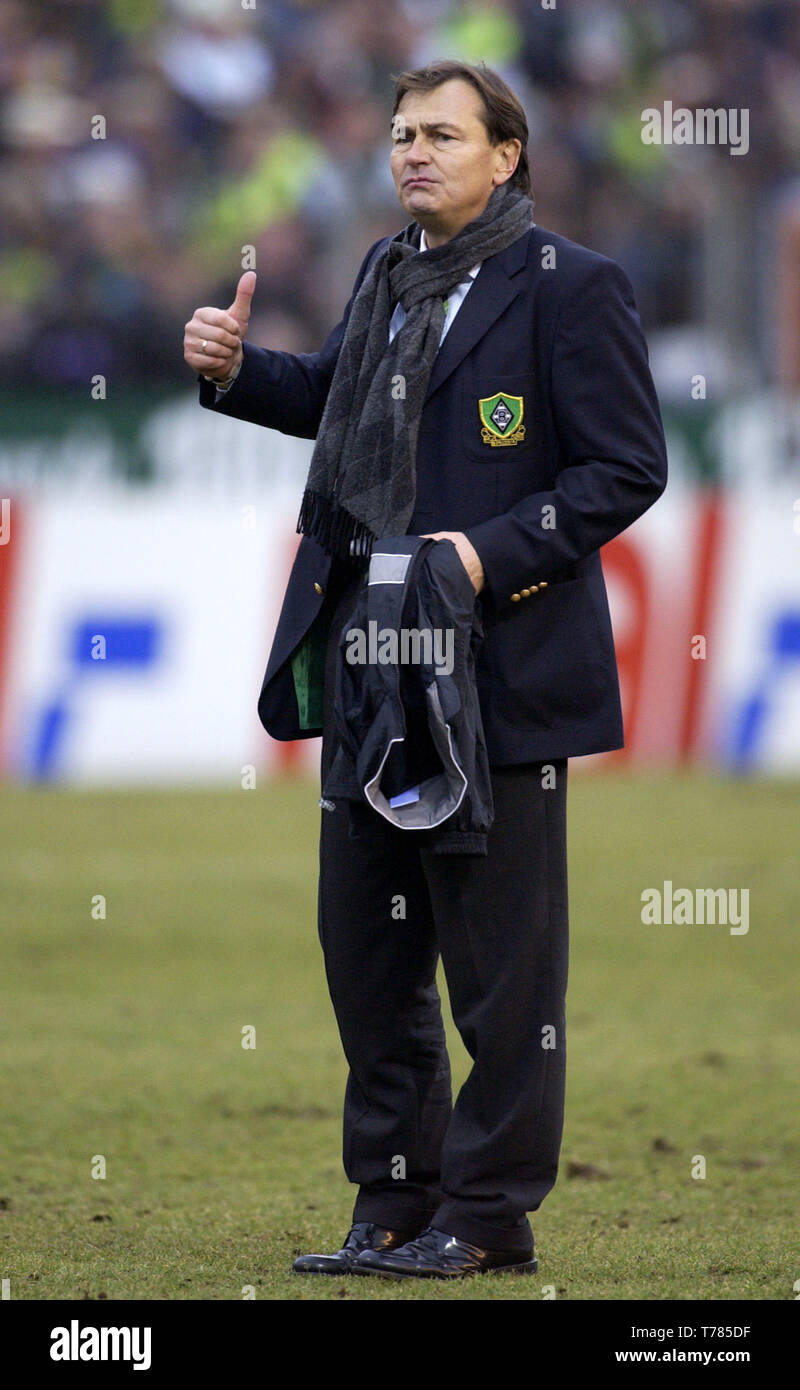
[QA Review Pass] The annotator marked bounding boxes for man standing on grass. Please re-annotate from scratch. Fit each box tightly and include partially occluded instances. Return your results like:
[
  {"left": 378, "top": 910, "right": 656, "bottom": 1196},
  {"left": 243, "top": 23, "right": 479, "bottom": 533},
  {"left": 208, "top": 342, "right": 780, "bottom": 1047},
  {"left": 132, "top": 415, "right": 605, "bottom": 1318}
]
[{"left": 184, "top": 60, "right": 667, "bottom": 1279}]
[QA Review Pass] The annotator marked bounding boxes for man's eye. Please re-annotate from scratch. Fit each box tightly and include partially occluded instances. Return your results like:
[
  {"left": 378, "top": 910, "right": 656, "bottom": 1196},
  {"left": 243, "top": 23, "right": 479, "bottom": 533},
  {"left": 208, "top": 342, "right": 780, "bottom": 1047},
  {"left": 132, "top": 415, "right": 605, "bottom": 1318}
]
[{"left": 392, "top": 132, "right": 453, "bottom": 144}]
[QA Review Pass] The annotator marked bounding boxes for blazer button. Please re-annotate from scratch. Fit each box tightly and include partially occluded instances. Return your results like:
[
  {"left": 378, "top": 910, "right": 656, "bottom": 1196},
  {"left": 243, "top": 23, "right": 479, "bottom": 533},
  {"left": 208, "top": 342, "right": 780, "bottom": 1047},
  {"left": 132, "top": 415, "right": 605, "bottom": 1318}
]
[
  {"left": 510, "top": 593, "right": 521, "bottom": 602},
  {"left": 539, "top": 581, "right": 548, "bottom": 589},
  {"left": 313, "top": 582, "right": 324, "bottom": 595},
  {"left": 521, "top": 588, "right": 530, "bottom": 598},
  {"left": 530, "top": 585, "right": 539, "bottom": 594}
]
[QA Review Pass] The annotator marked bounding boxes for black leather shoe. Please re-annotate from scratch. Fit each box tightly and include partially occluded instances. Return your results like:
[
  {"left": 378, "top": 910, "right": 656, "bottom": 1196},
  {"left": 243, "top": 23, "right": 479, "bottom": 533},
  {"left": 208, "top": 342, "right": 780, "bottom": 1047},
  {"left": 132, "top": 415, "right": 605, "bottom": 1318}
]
[
  {"left": 351, "top": 1226, "right": 537, "bottom": 1279},
  {"left": 292, "top": 1221, "right": 423, "bottom": 1274}
]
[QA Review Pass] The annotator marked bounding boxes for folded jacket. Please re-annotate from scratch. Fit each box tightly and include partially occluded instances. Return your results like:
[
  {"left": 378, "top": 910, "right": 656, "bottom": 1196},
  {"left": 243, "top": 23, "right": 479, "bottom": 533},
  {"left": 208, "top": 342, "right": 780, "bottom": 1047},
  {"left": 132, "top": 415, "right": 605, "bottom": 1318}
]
[{"left": 322, "top": 534, "right": 494, "bottom": 855}]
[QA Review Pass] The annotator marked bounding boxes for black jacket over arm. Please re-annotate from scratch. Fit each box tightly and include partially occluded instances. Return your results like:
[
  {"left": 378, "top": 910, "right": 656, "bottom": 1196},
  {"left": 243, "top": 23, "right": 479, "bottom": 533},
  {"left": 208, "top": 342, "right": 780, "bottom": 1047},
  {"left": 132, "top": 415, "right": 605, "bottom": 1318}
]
[{"left": 198, "top": 224, "right": 668, "bottom": 763}]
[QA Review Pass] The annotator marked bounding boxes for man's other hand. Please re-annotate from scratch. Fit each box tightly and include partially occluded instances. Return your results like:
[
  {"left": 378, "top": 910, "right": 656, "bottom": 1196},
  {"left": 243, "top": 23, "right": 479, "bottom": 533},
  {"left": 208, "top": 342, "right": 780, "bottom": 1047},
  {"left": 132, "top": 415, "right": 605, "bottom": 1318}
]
[
  {"left": 183, "top": 271, "right": 256, "bottom": 381},
  {"left": 421, "top": 531, "right": 485, "bottom": 594}
]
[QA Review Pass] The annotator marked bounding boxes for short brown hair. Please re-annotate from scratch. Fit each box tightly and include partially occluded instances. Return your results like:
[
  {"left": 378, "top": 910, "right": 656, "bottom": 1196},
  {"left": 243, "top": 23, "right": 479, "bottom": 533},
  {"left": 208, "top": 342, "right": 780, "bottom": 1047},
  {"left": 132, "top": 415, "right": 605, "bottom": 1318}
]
[{"left": 390, "top": 59, "right": 532, "bottom": 200}]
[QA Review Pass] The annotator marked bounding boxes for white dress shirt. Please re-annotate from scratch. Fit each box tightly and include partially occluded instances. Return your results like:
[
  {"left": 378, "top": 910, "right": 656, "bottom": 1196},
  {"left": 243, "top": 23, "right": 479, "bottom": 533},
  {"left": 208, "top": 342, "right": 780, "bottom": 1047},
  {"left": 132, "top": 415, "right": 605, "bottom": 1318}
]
[{"left": 389, "top": 226, "right": 482, "bottom": 345}]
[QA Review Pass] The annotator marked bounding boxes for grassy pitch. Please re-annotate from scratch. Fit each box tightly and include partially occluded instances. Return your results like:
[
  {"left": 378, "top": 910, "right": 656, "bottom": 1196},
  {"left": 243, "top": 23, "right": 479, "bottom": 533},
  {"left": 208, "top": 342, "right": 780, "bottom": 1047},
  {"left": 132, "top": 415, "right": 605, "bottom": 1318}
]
[{"left": 0, "top": 772, "right": 796, "bottom": 1301}]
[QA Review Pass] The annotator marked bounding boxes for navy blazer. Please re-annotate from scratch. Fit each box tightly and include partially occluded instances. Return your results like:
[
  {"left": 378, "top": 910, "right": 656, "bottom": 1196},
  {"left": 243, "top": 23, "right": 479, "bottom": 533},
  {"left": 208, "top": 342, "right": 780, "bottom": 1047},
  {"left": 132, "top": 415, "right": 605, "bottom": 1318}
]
[{"left": 198, "top": 224, "right": 668, "bottom": 762}]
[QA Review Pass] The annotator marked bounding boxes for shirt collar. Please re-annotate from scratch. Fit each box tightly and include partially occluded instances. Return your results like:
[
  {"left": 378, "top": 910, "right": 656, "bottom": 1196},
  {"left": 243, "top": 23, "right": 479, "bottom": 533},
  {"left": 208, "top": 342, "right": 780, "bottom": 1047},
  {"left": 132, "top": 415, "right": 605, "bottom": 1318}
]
[{"left": 419, "top": 226, "right": 481, "bottom": 278}]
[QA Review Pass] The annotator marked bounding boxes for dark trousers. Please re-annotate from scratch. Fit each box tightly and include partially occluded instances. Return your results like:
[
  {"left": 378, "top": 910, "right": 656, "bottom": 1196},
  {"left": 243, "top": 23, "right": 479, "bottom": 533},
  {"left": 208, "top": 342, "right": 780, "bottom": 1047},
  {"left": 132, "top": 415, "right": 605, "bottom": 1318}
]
[{"left": 316, "top": 574, "right": 570, "bottom": 1252}]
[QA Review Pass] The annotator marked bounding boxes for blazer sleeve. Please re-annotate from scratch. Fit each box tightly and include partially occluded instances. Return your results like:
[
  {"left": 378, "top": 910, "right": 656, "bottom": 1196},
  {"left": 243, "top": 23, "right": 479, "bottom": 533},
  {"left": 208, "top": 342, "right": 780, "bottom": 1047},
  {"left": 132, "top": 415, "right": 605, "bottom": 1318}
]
[
  {"left": 463, "top": 259, "right": 668, "bottom": 611},
  {"left": 197, "top": 236, "right": 386, "bottom": 439}
]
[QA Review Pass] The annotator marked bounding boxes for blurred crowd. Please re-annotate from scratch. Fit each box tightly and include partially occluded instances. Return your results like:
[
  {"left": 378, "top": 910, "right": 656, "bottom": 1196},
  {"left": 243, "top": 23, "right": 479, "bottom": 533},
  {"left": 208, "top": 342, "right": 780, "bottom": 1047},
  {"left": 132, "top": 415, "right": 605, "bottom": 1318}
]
[{"left": 1, "top": 0, "right": 799, "bottom": 390}]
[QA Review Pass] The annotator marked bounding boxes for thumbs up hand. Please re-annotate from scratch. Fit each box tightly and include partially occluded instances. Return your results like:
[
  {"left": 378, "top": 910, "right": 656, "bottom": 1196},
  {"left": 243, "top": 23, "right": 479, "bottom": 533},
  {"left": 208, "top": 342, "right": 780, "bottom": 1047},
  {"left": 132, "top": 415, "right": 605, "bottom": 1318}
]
[{"left": 184, "top": 271, "right": 257, "bottom": 382}]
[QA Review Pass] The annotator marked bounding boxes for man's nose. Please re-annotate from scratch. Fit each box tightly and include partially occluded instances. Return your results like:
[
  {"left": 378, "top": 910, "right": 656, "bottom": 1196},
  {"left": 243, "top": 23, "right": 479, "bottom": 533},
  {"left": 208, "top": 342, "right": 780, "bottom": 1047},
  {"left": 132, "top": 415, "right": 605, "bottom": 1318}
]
[{"left": 406, "top": 136, "right": 432, "bottom": 164}]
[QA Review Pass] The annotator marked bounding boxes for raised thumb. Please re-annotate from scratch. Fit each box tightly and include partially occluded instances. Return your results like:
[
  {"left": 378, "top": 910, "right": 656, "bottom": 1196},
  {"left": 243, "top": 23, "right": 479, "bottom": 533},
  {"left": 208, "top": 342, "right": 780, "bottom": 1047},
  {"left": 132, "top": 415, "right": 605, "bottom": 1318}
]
[{"left": 228, "top": 271, "right": 256, "bottom": 327}]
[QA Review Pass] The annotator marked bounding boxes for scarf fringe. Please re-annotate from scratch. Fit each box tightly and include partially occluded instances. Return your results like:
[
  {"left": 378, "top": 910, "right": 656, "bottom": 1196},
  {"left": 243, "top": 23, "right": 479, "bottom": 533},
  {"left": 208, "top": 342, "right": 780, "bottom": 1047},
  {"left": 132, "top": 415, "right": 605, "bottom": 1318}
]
[{"left": 297, "top": 488, "right": 377, "bottom": 563}]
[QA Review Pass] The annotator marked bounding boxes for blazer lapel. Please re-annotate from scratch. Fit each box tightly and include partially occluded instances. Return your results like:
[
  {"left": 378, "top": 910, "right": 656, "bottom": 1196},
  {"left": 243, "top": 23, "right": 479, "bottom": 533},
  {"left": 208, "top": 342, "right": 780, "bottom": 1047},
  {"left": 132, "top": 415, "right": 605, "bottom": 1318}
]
[{"left": 424, "top": 227, "right": 532, "bottom": 402}]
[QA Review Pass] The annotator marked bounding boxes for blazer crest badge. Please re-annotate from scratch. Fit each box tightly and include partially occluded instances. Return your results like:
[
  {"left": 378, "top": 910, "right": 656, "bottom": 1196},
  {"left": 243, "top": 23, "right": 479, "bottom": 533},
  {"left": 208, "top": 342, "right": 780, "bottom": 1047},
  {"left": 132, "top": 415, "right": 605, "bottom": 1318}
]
[{"left": 478, "top": 392, "right": 526, "bottom": 446}]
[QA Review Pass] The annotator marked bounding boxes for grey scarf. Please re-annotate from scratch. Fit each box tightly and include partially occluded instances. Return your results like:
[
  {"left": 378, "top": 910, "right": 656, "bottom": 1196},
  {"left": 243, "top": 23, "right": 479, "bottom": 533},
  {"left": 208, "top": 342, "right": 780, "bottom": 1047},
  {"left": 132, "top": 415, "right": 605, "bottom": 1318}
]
[{"left": 297, "top": 181, "right": 535, "bottom": 563}]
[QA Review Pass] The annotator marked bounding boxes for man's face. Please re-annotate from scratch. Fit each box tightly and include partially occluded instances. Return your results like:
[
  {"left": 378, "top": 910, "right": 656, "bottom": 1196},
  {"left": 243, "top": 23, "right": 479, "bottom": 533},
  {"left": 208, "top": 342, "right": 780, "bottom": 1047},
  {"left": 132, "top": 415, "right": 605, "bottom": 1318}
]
[{"left": 390, "top": 78, "right": 521, "bottom": 247}]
